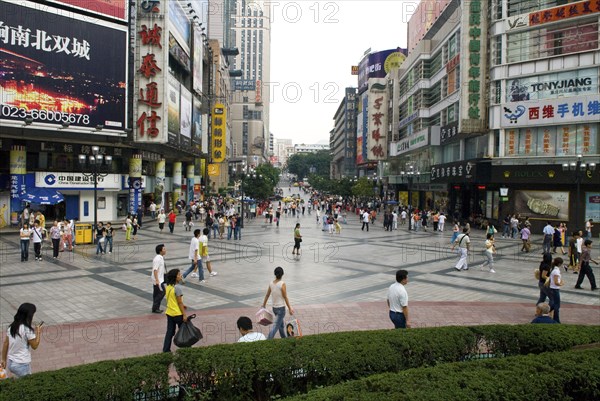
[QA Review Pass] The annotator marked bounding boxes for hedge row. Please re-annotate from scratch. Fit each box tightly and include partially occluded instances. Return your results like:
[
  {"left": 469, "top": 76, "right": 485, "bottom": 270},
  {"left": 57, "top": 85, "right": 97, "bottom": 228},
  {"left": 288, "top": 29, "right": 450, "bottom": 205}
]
[
  {"left": 283, "top": 348, "right": 600, "bottom": 401},
  {"left": 0, "top": 325, "right": 598, "bottom": 401}
]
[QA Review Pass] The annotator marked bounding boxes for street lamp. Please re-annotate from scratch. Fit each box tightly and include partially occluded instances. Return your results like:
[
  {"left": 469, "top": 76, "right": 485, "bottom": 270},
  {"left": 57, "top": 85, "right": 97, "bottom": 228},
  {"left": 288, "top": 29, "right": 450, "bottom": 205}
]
[
  {"left": 562, "top": 155, "right": 596, "bottom": 228},
  {"left": 78, "top": 146, "right": 112, "bottom": 234},
  {"left": 400, "top": 164, "right": 420, "bottom": 231}
]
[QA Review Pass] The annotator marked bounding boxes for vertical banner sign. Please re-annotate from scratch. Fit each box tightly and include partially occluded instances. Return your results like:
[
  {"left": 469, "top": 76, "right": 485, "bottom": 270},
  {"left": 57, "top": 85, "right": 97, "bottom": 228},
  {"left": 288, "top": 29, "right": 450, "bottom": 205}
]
[
  {"left": 173, "top": 162, "right": 182, "bottom": 201},
  {"left": 155, "top": 159, "right": 166, "bottom": 208},
  {"left": 367, "top": 78, "right": 389, "bottom": 160},
  {"left": 128, "top": 155, "right": 143, "bottom": 214},
  {"left": 459, "top": 0, "right": 488, "bottom": 133},
  {"left": 10, "top": 146, "right": 26, "bottom": 225},
  {"left": 186, "top": 164, "right": 195, "bottom": 202},
  {"left": 212, "top": 104, "right": 226, "bottom": 162},
  {"left": 134, "top": 0, "right": 169, "bottom": 143}
]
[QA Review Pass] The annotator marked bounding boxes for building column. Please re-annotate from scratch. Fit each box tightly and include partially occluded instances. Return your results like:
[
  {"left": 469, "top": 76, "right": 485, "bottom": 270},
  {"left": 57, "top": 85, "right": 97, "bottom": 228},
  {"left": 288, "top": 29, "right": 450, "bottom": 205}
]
[
  {"left": 155, "top": 159, "right": 166, "bottom": 210},
  {"left": 173, "top": 162, "right": 182, "bottom": 205},
  {"left": 128, "top": 154, "right": 142, "bottom": 214},
  {"left": 9, "top": 145, "right": 27, "bottom": 226}
]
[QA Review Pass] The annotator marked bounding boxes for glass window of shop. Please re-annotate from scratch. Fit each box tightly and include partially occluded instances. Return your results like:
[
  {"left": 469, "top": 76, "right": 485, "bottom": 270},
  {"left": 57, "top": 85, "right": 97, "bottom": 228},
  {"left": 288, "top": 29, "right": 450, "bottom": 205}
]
[
  {"left": 507, "top": 0, "right": 576, "bottom": 17},
  {"left": 505, "top": 123, "right": 598, "bottom": 156},
  {"left": 465, "top": 136, "right": 489, "bottom": 159},
  {"left": 442, "top": 142, "right": 460, "bottom": 164},
  {"left": 506, "top": 19, "right": 599, "bottom": 63}
]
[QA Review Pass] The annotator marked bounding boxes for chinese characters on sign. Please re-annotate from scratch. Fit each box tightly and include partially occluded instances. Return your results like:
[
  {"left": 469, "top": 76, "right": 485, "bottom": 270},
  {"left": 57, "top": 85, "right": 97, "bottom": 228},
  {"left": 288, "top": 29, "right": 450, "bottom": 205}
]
[
  {"left": 430, "top": 161, "right": 476, "bottom": 182},
  {"left": 459, "top": 0, "right": 488, "bottom": 133},
  {"left": 367, "top": 79, "right": 388, "bottom": 160},
  {"left": 211, "top": 104, "right": 226, "bottom": 163},
  {"left": 529, "top": 1, "right": 600, "bottom": 26},
  {"left": 501, "top": 95, "right": 600, "bottom": 127},
  {"left": 134, "top": 0, "right": 167, "bottom": 143}
]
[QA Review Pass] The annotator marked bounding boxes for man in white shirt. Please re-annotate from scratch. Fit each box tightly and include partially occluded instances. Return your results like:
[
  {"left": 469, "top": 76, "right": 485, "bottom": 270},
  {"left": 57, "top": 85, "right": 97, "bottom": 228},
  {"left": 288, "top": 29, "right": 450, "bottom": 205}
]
[
  {"left": 236, "top": 316, "right": 266, "bottom": 342},
  {"left": 387, "top": 270, "right": 410, "bottom": 329},
  {"left": 400, "top": 209, "right": 407, "bottom": 225},
  {"left": 438, "top": 213, "right": 446, "bottom": 232},
  {"left": 182, "top": 229, "right": 204, "bottom": 283},
  {"left": 361, "top": 210, "right": 370, "bottom": 232},
  {"left": 149, "top": 202, "right": 157, "bottom": 219},
  {"left": 151, "top": 244, "right": 166, "bottom": 313},
  {"left": 392, "top": 211, "right": 398, "bottom": 230},
  {"left": 453, "top": 228, "right": 471, "bottom": 271}
]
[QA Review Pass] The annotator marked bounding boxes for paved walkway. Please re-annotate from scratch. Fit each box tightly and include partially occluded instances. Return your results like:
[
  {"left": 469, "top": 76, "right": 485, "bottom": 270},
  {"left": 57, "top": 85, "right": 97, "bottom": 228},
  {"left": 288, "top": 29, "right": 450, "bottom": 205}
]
[{"left": 1, "top": 187, "right": 598, "bottom": 373}]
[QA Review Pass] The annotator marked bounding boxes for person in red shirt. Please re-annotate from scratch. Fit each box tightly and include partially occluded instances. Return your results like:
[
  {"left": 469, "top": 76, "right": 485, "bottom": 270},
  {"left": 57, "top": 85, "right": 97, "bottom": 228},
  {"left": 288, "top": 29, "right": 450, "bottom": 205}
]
[{"left": 168, "top": 209, "right": 177, "bottom": 234}]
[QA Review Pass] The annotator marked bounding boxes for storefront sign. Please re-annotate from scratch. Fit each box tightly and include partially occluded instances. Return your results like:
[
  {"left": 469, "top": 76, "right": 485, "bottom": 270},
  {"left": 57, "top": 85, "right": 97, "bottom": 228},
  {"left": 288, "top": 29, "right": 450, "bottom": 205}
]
[
  {"left": 430, "top": 161, "right": 478, "bottom": 182},
  {"left": 233, "top": 80, "right": 255, "bottom": 91},
  {"left": 505, "top": 14, "right": 529, "bottom": 31},
  {"left": 367, "top": 78, "right": 388, "bottom": 160},
  {"left": 501, "top": 95, "right": 600, "bottom": 127},
  {"left": 529, "top": 1, "right": 600, "bottom": 26},
  {"left": 440, "top": 121, "right": 459, "bottom": 144},
  {"left": 211, "top": 104, "right": 226, "bottom": 162},
  {"left": 459, "top": 0, "right": 488, "bottom": 133},
  {"left": 134, "top": 0, "right": 169, "bottom": 143},
  {"left": 36, "top": 172, "right": 122, "bottom": 189},
  {"left": 492, "top": 164, "right": 598, "bottom": 184},
  {"left": 0, "top": 1, "right": 127, "bottom": 130},
  {"left": 398, "top": 111, "right": 419, "bottom": 129},
  {"left": 48, "top": 0, "right": 127, "bottom": 21},
  {"left": 506, "top": 68, "right": 597, "bottom": 102}
]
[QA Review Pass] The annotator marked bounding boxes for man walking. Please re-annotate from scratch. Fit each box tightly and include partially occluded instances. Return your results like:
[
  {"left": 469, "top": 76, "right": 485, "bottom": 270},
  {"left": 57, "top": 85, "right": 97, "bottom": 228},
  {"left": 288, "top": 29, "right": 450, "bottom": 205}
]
[
  {"left": 453, "top": 227, "right": 470, "bottom": 271},
  {"left": 361, "top": 209, "right": 370, "bottom": 232},
  {"left": 438, "top": 212, "right": 446, "bottom": 232},
  {"left": 183, "top": 229, "right": 204, "bottom": 284},
  {"left": 200, "top": 228, "right": 218, "bottom": 278},
  {"left": 542, "top": 221, "right": 554, "bottom": 254},
  {"left": 151, "top": 244, "right": 167, "bottom": 313},
  {"left": 387, "top": 270, "right": 410, "bottom": 329}
]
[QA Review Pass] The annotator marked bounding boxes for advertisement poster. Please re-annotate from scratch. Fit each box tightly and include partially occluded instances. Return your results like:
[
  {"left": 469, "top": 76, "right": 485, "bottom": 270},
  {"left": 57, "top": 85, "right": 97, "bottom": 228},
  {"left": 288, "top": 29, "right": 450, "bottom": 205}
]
[
  {"left": 0, "top": 1, "right": 127, "bottom": 130},
  {"left": 514, "top": 190, "right": 569, "bottom": 221},
  {"left": 48, "top": 0, "right": 127, "bottom": 21},
  {"left": 169, "top": 0, "right": 191, "bottom": 47},
  {"left": 167, "top": 75, "right": 181, "bottom": 136},
  {"left": 192, "top": 97, "right": 202, "bottom": 146},
  {"left": 407, "top": 0, "right": 451, "bottom": 51},
  {"left": 357, "top": 48, "right": 407, "bottom": 94},
  {"left": 585, "top": 192, "right": 600, "bottom": 222},
  {"left": 180, "top": 86, "right": 192, "bottom": 147},
  {"left": 506, "top": 68, "right": 597, "bottom": 102},
  {"left": 192, "top": 27, "right": 203, "bottom": 94}
]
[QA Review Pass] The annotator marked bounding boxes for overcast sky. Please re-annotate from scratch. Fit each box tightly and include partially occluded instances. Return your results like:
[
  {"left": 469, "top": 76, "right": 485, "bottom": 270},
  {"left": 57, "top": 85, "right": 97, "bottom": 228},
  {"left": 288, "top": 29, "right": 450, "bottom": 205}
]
[{"left": 269, "top": 0, "right": 413, "bottom": 145}]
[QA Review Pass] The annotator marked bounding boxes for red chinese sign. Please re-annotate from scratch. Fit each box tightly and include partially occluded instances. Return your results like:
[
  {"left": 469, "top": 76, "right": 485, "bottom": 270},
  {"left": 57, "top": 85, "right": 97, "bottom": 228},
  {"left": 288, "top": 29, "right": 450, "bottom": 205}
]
[
  {"left": 367, "top": 80, "right": 388, "bottom": 161},
  {"left": 529, "top": 1, "right": 600, "bottom": 26}
]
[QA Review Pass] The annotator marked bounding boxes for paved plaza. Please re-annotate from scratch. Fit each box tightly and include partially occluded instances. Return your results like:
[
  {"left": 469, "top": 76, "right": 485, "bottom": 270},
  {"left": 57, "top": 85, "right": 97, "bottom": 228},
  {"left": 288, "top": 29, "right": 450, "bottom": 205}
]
[{"left": 1, "top": 193, "right": 599, "bottom": 373}]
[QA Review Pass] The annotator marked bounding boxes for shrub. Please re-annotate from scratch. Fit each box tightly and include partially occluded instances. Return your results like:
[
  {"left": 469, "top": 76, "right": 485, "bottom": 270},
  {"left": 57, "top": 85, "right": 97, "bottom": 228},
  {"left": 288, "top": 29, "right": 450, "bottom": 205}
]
[{"left": 282, "top": 348, "right": 600, "bottom": 401}]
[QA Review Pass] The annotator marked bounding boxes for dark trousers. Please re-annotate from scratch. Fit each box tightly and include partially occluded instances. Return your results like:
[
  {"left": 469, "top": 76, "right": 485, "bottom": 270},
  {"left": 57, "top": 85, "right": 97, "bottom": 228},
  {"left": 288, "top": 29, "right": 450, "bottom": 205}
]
[
  {"left": 389, "top": 311, "right": 407, "bottom": 329},
  {"left": 52, "top": 238, "right": 60, "bottom": 257},
  {"left": 20, "top": 240, "right": 29, "bottom": 261},
  {"left": 162, "top": 314, "right": 183, "bottom": 352},
  {"left": 433, "top": 222, "right": 439, "bottom": 231},
  {"left": 575, "top": 262, "right": 597, "bottom": 289},
  {"left": 362, "top": 222, "right": 369, "bottom": 231},
  {"left": 168, "top": 222, "right": 174, "bottom": 233},
  {"left": 549, "top": 289, "right": 561, "bottom": 323},
  {"left": 152, "top": 283, "right": 165, "bottom": 312},
  {"left": 34, "top": 242, "right": 41, "bottom": 259}
]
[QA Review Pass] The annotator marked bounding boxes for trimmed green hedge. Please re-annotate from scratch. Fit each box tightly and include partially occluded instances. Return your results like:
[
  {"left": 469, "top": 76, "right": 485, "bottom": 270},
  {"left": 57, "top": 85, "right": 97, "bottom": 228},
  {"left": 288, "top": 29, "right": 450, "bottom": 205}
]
[
  {"left": 172, "top": 325, "right": 600, "bottom": 401},
  {"left": 283, "top": 348, "right": 600, "bottom": 401},
  {"left": 0, "top": 353, "right": 172, "bottom": 401},
  {"left": 0, "top": 325, "right": 598, "bottom": 401}
]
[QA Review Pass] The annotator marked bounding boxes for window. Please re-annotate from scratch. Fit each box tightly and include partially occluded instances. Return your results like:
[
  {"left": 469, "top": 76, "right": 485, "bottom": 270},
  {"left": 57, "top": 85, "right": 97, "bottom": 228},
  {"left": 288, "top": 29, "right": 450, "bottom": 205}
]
[
  {"left": 442, "top": 142, "right": 460, "bottom": 163},
  {"left": 504, "top": 124, "right": 598, "bottom": 156},
  {"left": 465, "top": 136, "right": 489, "bottom": 159}
]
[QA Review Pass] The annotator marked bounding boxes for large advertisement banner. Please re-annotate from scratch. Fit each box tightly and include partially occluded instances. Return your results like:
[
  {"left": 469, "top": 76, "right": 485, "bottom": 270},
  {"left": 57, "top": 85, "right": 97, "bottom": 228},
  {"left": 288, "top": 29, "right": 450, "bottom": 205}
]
[
  {"left": 192, "top": 97, "right": 202, "bottom": 147},
  {"left": 180, "top": 86, "right": 192, "bottom": 147},
  {"left": 211, "top": 103, "right": 226, "bottom": 163},
  {"left": 367, "top": 78, "right": 388, "bottom": 160},
  {"left": 167, "top": 75, "right": 181, "bottom": 137},
  {"left": 501, "top": 95, "right": 600, "bottom": 128},
  {"left": 192, "top": 27, "right": 203, "bottom": 95},
  {"left": 357, "top": 48, "right": 407, "bottom": 94},
  {"left": 514, "top": 190, "right": 569, "bottom": 221},
  {"left": 48, "top": 0, "right": 127, "bottom": 21},
  {"left": 585, "top": 192, "right": 600, "bottom": 222},
  {"left": 0, "top": 0, "right": 127, "bottom": 130}
]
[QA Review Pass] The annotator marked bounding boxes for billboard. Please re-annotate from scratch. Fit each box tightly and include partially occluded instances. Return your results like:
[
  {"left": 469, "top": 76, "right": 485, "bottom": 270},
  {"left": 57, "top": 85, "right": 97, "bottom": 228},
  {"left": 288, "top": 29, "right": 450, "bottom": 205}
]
[
  {"left": 167, "top": 75, "right": 181, "bottom": 136},
  {"left": 357, "top": 48, "right": 407, "bottom": 94},
  {"left": 192, "top": 27, "right": 203, "bottom": 94},
  {"left": 192, "top": 97, "right": 202, "bottom": 147},
  {"left": 501, "top": 95, "right": 600, "bottom": 128},
  {"left": 134, "top": 0, "right": 169, "bottom": 143},
  {"left": 514, "top": 190, "right": 569, "bottom": 221},
  {"left": 180, "top": 86, "right": 192, "bottom": 147},
  {"left": 407, "top": 0, "right": 451, "bottom": 51},
  {"left": 366, "top": 79, "right": 388, "bottom": 160},
  {"left": 506, "top": 68, "right": 598, "bottom": 102},
  {"left": 0, "top": 0, "right": 127, "bottom": 130},
  {"left": 211, "top": 103, "right": 226, "bottom": 163},
  {"left": 48, "top": 0, "right": 127, "bottom": 21},
  {"left": 169, "top": 0, "right": 191, "bottom": 49}
]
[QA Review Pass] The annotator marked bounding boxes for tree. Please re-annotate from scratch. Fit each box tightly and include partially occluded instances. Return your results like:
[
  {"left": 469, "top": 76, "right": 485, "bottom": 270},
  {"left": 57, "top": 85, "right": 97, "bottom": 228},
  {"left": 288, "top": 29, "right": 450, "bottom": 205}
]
[
  {"left": 352, "top": 177, "right": 376, "bottom": 198},
  {"left": 242, "top": 163, "right": 280, "bottom": 200},
  {"left": 286, "top": 150, "right": 331, "bottom": 180}
]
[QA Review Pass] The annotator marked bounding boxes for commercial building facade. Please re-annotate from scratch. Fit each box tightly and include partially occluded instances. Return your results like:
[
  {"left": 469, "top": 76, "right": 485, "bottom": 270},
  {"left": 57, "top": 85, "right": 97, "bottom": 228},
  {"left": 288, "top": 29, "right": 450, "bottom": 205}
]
[{"left": 330, "top": 88, "right": 358, "bottom": 179}]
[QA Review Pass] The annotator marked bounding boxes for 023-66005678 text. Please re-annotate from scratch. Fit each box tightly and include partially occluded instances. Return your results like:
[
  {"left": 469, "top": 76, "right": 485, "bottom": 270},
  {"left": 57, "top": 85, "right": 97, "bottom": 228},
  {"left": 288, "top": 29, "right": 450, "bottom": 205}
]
[{"left": 1, "top": 104, "right": 90, "bottom": 125}]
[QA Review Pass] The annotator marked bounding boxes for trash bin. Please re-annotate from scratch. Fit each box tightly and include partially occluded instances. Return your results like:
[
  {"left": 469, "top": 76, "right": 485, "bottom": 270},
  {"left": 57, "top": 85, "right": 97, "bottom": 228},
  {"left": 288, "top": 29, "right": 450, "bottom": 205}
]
[{"left": 75, "top": 223, "right": 93, "bottom": 244}]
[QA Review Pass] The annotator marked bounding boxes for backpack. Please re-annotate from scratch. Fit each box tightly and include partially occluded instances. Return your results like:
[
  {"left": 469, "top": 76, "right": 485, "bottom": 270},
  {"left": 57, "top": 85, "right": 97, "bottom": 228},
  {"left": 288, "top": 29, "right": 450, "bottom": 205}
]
[{"left": 206, "top": 216, "right": 213, "bottom": 226}]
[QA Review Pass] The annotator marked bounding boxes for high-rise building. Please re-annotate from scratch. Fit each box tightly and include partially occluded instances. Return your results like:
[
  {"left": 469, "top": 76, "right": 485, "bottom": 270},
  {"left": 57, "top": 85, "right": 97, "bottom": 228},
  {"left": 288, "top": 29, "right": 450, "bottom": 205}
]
[
  {"left": 229, "top": 0, "right": 271, "bottom": 168},
  {"left": 331, "top": 88, "right": 358, "bottom": 179}
]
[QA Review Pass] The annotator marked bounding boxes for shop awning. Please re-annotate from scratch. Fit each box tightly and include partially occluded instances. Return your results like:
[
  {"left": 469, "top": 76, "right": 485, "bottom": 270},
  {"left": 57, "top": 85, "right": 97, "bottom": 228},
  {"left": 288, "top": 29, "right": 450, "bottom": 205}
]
[{"left": 20, "top": 188, "right": 65, "bottom": 205}]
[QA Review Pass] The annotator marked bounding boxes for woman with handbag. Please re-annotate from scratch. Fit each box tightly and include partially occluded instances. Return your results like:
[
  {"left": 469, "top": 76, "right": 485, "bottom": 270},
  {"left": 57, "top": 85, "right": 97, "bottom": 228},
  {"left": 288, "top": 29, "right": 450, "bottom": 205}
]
[
  {"left": 162, "top": 269, "right": 188, "bottom": 353},
  {"left": 262, "top": 267, "right": 294, "bottom": 339},
  {"left": 1, "top": 303, "right": 42, "bottom": 378},
  {"left": 292, "top": 223, "right": 302, "bottom": 255}
]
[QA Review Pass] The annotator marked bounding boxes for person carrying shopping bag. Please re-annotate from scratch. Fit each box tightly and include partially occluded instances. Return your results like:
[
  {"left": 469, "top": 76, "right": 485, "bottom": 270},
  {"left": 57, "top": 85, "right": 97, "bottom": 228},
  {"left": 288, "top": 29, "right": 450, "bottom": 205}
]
[{"left": 262, "top": 267, "right": 294, "bottom": 339}]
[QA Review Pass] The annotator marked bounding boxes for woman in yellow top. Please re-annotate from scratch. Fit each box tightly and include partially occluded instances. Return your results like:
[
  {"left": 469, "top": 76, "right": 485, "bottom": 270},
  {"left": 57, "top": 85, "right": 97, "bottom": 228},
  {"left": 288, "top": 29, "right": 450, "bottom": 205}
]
[
  {"left": 162, "top": 269, "right": 187, "bottom": 352},
  {"left": 292, "top": 223, "right": 302, "bottom": 255}
]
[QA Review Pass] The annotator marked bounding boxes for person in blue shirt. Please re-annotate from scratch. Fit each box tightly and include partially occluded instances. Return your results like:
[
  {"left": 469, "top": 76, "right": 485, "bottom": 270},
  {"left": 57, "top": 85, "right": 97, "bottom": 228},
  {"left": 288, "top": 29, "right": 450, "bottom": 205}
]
[{"left": 531, "top": 303, "right": 558, "bottom": 324}]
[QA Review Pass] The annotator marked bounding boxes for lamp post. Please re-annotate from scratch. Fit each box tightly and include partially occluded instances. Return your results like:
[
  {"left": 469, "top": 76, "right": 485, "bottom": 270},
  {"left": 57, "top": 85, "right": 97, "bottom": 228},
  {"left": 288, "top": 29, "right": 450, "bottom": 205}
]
[
  {"left": 400, "top": 164, "right": 420, "bottom": 231},
  {"left": 78, "top": 146, "right": 112, "bottom": 233},
  {"left": 562, "top": 155, "right": 596, "bottom": 228}
]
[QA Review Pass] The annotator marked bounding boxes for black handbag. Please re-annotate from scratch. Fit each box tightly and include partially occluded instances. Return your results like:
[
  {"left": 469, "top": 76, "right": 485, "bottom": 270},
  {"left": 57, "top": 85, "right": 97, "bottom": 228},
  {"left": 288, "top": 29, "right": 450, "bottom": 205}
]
[{"left": 174, "top": 314, "right": 203, "bottom": 347}]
